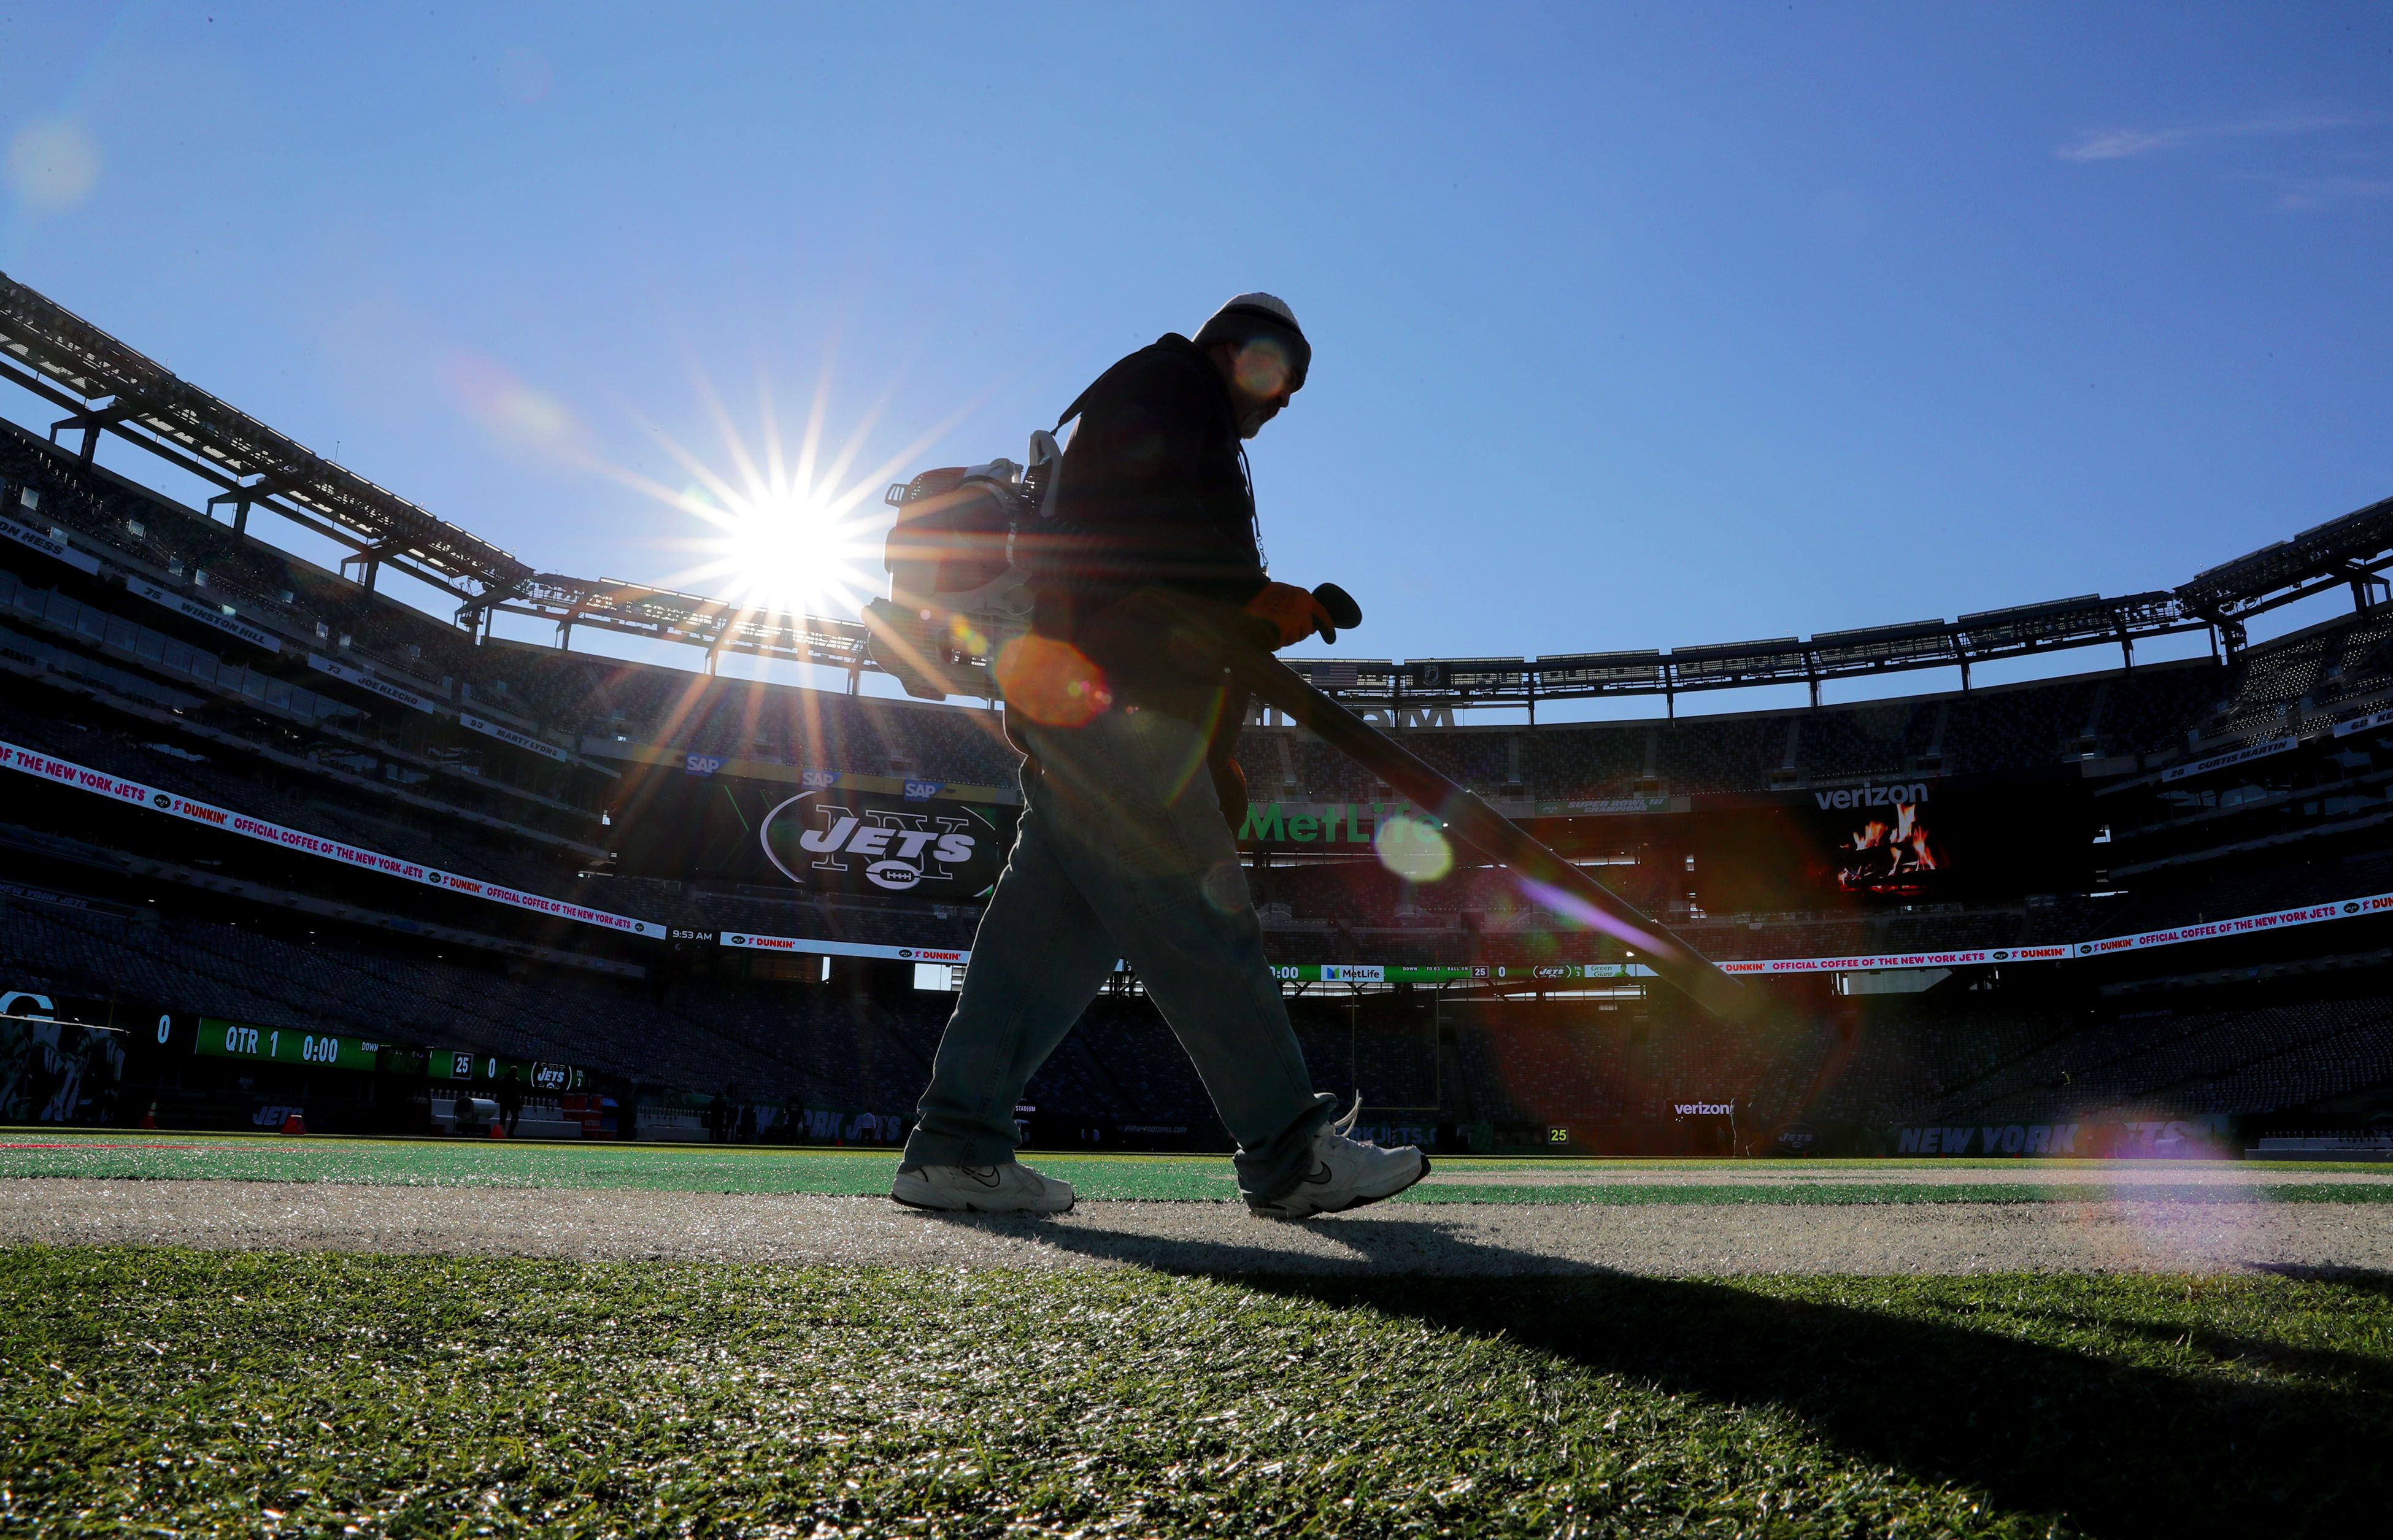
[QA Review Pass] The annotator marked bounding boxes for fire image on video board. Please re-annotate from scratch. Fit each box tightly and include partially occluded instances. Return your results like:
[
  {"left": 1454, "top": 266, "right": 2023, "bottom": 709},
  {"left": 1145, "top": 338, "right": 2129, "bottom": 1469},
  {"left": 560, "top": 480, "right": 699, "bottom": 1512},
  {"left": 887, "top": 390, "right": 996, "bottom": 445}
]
[
  {"left": 1828, "top": 795, "right": 1943, "bottom": 896},
  {"left": 1644, "top": 777, "right": 2091, "bottom": 913}
]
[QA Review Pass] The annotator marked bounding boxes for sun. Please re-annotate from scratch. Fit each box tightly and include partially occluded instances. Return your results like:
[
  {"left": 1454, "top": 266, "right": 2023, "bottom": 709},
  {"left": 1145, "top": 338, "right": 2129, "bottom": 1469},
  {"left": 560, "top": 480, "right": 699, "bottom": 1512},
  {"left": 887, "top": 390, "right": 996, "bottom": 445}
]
[
  {"left": 679, "top": 483, "right": 882, "bottom": 620},
  {"left": 585, "top": 356, "right": 987, "bottom": 632}
]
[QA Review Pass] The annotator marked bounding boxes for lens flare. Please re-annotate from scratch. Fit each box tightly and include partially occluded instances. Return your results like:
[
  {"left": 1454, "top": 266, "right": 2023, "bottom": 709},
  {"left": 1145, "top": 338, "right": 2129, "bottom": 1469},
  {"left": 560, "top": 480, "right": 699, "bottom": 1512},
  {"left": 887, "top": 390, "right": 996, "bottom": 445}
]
[
  {"left": 1232, "top": 338, "right": 1290, "bottom": 399},
  {"left": 1513, "top": 873, "right": 1674, "bottom": 958},
  {"left": 1374, "top": 814, "right": 1454, "bottom": 883},
  {"left": 993, "top": 635, "right": 1111, "bottom": 726},
  {"left": 6, "top": 120, "right": 99, "bottom": 210}
]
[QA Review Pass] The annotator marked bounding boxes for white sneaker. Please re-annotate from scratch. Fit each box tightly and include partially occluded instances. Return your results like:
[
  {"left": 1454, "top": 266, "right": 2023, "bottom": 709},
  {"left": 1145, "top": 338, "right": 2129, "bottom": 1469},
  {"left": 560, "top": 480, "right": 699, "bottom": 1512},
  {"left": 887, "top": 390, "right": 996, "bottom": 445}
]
[
  {"left": 1247, "top": 1098, "right": 1430, "bottom": 1219},
  {"left": 891, "top": 1161, "right": 1076, "bottom": 1215}
]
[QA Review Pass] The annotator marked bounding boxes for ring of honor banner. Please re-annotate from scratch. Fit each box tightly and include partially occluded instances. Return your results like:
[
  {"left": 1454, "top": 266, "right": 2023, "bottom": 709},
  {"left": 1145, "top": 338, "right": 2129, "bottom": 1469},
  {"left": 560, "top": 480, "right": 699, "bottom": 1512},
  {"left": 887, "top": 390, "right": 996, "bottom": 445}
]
[
  {"left": 9, "top": 735, "right": 2387, "bottom": 982},
  {"left": 0, "top": 740, "right": 664, "bottom": 939}
]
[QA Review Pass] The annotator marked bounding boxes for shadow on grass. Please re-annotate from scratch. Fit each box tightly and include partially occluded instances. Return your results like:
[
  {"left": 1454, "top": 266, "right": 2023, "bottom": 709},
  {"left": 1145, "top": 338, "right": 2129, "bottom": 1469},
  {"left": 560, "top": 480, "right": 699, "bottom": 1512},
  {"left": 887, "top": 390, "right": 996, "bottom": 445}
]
[{"left": 941, "top": 1211, "right": 2393, "bottom": 1533}]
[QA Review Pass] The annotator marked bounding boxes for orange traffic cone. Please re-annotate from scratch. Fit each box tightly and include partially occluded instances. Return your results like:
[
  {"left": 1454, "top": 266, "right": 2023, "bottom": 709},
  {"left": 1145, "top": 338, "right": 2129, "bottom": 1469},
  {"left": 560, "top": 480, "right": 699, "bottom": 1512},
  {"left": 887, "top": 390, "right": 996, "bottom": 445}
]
[
  {"left": 279, "top": 1113, "right": 306, "bottom": 1136},
  {"left": 488, "top": 1122, "right": 507, "bottom": 1139}
]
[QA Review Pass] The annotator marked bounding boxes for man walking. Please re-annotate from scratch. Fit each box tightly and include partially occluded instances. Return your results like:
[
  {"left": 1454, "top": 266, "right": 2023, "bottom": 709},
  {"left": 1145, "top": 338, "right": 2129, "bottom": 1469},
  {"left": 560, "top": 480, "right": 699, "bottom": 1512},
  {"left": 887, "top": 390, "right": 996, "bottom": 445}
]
[{"left": 893, "top": 294, "right": 1428, "bottom": 1219}]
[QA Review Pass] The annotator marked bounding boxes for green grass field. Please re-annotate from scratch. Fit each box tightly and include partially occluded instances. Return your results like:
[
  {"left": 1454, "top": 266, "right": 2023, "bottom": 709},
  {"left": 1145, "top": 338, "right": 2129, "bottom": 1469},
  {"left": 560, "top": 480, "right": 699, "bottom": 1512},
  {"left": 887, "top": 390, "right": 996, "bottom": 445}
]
[
  {"left": 6, "top": 1128, "right": 2389, "bottom": 1204},
  {"left": 4, "top": 1247, "right": 2389, "bottom": 1536},
  {"left": 9, "top": 1131, "right": 2392, "bottom": 1533}
]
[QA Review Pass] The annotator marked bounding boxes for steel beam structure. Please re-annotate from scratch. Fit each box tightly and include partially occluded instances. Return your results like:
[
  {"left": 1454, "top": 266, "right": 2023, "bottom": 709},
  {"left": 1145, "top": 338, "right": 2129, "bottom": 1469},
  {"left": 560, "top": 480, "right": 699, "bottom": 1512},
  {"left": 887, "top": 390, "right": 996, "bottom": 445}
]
[
  {"left": 1277, "top": 588, "right": 2206, "bottom": 709},
  {"left": 1, "top": 270, "right": 2385, "bottom": 712},
  {"left": 472, "top": 574, "right": 877, "bottom": 674},
  {"left": 0, "top": 271, "right": 531, "bottom": 598}
]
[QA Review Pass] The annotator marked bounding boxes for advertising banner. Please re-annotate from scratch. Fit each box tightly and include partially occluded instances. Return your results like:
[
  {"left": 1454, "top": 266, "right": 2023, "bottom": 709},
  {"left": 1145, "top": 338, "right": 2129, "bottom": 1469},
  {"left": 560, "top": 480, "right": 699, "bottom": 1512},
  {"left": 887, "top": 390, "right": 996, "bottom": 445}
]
[
  {"left": 720, "top": 932, "right": 970, "bottom": 966},
  {"left": 2072, "top": 892, "right": 2393, "bottom": 958},
  {"left": 1719, "top": 945, "right": 2073, "bottom": 977},
  {"left": 1237, "top": 801, "right": 1442, "bottom": 847},
  {"left": 614, "top": 768, "right": 1014, "bottom": 900},
  {"left": 0, "top": 739, "right": 665, "bottom": 940},
  {"left": 1268, "top": 962, "right": 1658, "bottom": 984}
]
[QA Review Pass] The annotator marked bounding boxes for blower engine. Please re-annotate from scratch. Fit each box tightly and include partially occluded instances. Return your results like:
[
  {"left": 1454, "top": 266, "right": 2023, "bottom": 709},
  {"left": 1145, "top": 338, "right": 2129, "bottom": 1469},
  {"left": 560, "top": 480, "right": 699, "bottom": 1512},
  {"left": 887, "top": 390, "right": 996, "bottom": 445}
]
[{"left": 863, "top": 430, "right": 1062, "bottom": 699}]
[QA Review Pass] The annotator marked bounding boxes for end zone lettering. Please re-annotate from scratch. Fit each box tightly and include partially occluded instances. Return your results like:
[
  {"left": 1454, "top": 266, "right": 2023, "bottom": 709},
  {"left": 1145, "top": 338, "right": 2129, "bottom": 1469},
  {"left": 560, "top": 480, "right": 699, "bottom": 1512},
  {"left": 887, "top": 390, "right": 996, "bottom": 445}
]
[{"left": 1897, "top": 1124, "right": 2081, "bottom": 1155}]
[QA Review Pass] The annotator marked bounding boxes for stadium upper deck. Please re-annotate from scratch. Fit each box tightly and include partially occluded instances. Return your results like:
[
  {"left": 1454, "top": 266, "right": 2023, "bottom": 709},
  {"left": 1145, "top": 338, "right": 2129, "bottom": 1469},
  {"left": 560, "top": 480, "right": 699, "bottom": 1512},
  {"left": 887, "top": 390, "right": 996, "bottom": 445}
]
[
  {"left": 6, "top": 272, "right": 2393, "bottom": 1149},
  {"left": 4, "top": 268, "right": 2392, "bottom": 745}
]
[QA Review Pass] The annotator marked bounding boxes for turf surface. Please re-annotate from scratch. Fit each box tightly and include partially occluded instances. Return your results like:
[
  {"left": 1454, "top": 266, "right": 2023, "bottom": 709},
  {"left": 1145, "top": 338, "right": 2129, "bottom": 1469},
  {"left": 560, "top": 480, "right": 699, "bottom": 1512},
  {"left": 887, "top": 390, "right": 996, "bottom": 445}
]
[
  {"left": 3, "top": 1247, "right": 2387, "bottom": 1536},
  {"left": 6, "top": 1130, "right": 2389, "bottom": 1204}
]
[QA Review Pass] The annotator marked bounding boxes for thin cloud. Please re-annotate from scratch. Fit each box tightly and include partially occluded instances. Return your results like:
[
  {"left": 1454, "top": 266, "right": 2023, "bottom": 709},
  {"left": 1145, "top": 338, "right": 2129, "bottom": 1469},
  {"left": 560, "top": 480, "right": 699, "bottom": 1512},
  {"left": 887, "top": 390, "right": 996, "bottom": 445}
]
[
  {"left": 2272, "top": 175, "right": 2393, "bottom": 211},
  {"left": 2057, "top": 111, "right": 2373, "bottom": 162}
]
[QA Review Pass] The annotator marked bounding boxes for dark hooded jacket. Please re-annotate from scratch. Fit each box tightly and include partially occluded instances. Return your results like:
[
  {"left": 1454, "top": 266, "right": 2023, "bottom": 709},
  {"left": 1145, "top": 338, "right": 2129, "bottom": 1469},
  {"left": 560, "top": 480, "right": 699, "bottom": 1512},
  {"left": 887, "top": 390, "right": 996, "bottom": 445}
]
[{"left": 1025, "top": 333, "right": 1271, "bottom": 731}]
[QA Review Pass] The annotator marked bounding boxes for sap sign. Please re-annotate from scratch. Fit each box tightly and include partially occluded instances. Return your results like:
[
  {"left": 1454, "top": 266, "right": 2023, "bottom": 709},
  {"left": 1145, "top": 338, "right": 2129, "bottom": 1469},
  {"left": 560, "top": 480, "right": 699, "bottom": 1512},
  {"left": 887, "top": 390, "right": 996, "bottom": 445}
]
[{"left": 684, "top": 754, "right": 725, "bottom": 777}]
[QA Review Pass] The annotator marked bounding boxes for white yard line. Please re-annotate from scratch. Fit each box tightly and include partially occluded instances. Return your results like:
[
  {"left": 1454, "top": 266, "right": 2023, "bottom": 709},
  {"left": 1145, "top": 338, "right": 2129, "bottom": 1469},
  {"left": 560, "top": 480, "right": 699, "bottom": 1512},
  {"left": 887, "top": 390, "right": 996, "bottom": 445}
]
[{"left": 1417, "top": 1167, "right": 2393, "bottom": 1187}]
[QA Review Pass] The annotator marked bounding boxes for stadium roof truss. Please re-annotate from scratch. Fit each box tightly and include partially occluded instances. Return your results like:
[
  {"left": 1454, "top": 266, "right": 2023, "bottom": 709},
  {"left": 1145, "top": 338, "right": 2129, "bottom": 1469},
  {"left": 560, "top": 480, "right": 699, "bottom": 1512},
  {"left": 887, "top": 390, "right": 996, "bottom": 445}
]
[
  {"left": 1284, "top": 588, "right": 2213, "bottom": 712},
  {"left": 479, "top": 574, "right": 877, "bottom": 676},
  {"left": 0, "top": 272, "right": 533, "bottom": 599},
  {"left": 1, "top": 271, "right": 2386, "bottom": 710},
  {"left": 2176, "top": 495, "right": 2393, "bottom": 638}
]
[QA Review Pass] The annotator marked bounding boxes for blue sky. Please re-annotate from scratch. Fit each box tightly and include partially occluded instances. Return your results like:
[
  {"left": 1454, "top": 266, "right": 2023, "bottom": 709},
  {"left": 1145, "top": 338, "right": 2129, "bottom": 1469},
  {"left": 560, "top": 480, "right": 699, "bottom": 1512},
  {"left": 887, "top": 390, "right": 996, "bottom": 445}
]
[{"left": 2, "top": 4, "right": 2387, "bottom": 713}]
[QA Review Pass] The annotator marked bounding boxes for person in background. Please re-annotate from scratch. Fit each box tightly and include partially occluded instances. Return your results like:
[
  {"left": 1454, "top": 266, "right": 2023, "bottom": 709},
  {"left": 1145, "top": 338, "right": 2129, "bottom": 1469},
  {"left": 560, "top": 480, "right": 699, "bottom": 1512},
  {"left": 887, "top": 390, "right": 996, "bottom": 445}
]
[{"left": 496, "top": 1069, "right": 524, "bottom": 1138}]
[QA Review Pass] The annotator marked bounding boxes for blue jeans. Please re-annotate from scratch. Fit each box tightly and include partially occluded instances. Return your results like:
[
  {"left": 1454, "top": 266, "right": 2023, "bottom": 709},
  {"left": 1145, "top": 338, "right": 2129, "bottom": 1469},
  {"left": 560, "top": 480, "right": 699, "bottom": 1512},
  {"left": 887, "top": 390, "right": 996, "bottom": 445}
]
[{"left": 900, "top": 706, "right": 1333, "bottom": 1203}]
